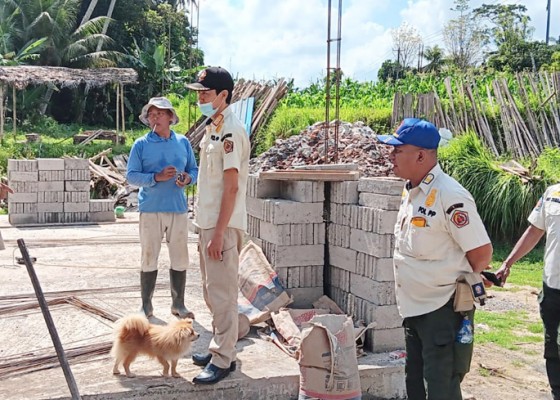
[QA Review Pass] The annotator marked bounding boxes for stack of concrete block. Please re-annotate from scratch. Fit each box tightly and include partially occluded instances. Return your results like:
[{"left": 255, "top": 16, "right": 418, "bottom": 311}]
[
  {"left": 8, "top": 158, "right": 115, "bottom": 225},
  {"left": 246, "top": 174, "right": 326, "bottom": 307},
  {"left": 328, "top": 177, "right": 405, "bottom": 352}
]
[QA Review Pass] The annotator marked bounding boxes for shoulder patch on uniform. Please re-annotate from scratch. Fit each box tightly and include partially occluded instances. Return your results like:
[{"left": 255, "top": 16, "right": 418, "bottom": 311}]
[
  {"left": 223, "top": 139, "right": 234, "bottom": 154},
  {"left": 422, "top": 174, "right": 434, "bottom": 185},
  {"left": 534, "top": 197, "right": 543, "bottom": 211},
  {"left": 451, "top": 210, "right": 469, "bottom": 228},
  {"left": 446, "top": 203, "right": 464, "bottom": 215},
  {"left": 221, "top": 133, "right": 233, "bottom": 142}
]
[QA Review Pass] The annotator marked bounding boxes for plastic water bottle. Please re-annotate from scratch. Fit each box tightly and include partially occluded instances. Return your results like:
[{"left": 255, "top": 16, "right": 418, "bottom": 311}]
[{"left": 456, "top": 316, "right": 474, "bottom": 344}]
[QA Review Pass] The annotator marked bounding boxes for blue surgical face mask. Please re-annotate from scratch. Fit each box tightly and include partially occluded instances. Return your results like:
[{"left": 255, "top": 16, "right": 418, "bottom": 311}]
[{"left": 198, "top": 101, "right": 218, "bottom": 117}]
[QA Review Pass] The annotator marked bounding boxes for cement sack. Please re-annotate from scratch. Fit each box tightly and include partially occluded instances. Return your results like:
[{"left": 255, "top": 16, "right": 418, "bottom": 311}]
[
  {"left": 297, "top": 314, "right": 362, "bottom": 400},
  {"left": 238, "top": 241, "right": 292, "bottom": 324}
]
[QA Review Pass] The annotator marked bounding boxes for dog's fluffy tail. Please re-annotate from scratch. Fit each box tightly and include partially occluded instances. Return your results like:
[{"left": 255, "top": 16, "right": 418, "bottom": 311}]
[{"left": 111, "top": 314, "right": 150, "bottom": 355}]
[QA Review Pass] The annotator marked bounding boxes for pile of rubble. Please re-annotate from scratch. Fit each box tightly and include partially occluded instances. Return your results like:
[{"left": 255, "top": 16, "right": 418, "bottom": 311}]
[{"left": 249, "top": 121, "right": 394, "bottom": 177}]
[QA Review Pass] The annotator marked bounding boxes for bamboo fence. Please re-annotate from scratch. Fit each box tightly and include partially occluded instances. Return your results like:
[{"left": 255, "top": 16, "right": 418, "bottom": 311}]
[{"left": 392, "top": 72, "right": 560, "bottom": 159}]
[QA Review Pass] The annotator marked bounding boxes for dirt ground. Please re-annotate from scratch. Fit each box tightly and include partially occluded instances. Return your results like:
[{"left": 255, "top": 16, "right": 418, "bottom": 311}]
[{"left": 461, "top": 286, "right": 552, "bottom": 400}]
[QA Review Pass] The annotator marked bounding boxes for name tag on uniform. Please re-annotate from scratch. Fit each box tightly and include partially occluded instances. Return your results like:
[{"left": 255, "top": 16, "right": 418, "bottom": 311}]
[{"left": 411, "top": 216, "right": 427, "bottom": 227}]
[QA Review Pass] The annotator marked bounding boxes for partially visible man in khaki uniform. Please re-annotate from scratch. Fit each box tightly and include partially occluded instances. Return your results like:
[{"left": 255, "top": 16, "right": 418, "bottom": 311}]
[
  {"left": 186, "top": 67, "right": 250, "bottom": 385},
  {"left": 377, "top": 118, "right": 493, "bottom": 400}
]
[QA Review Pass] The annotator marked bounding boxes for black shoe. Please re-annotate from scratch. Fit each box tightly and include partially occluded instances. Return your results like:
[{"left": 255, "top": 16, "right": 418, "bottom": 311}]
[
  {"left": 192, "top": 352, "right": 212, "bottom": 366},
  {"left": 192, "top": 363, "right": 233, "bottom": 384}
]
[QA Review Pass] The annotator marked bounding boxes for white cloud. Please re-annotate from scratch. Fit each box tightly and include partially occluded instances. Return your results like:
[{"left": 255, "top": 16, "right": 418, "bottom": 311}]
[{"left": 196, "top": 0, "right": 556, "bottom": 88}]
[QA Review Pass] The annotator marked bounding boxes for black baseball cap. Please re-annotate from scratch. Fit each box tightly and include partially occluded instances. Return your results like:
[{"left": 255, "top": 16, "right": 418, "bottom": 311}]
[{"left": 186, "top": 66, "right": 234, "bottom": 94}]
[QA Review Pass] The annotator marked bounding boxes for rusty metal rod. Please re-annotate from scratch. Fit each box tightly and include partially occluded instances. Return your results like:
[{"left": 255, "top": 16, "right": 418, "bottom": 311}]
[{"left": 17, "top": 239, "right": 81, "bottom": 400}]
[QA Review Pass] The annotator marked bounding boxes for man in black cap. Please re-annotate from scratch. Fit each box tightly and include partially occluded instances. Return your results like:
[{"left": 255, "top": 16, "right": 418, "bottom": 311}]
[
  {"left": 377, "top": 118, "right": 493, "bottom": 400},
  {"left": 186, "top": 67, "right": 250, "bottom": 384}
]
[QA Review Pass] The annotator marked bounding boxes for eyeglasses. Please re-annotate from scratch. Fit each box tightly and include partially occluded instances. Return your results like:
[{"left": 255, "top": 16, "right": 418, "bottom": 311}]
[{"left": 147, "top": 111, "right": 168, "bottom": 118}]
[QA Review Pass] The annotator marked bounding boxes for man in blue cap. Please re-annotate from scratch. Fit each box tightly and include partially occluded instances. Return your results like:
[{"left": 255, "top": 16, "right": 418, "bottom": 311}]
[{"left": 377, "top": 118, "right": 493, "bottom": 400}]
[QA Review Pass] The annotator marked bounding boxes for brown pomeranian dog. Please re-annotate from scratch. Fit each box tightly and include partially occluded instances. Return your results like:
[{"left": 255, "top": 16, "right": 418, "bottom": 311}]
[{"left": 111, "top": 314, "right": 199, "bottom": 378}]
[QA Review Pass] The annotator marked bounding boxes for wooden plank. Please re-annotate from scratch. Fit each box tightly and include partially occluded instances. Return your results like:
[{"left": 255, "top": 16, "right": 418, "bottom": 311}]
[{"left": 259, "top": 170, "right": 359, "bottom": 181}]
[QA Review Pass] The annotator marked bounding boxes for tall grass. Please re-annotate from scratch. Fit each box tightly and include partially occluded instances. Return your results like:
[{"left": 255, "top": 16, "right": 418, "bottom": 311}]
[{"left": 439, "top": 133, "right": 559, "bottom": 242}]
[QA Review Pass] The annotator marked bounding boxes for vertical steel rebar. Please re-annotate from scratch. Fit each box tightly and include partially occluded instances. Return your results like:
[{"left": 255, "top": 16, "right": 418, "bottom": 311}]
[{"left": 325, "top": 0, "right": 332, "bottom": 163}]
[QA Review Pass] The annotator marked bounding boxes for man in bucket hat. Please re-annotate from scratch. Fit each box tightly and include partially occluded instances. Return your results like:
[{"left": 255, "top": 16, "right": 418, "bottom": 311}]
[
  {"left": 186, "top": 67, "right": 250, "bottom": 385},
  {"left": 377, "top": 118, "right": 493, "bottom": 400},
  {"left": 127, "top": 96, "right": 198, "bottom": 319}
]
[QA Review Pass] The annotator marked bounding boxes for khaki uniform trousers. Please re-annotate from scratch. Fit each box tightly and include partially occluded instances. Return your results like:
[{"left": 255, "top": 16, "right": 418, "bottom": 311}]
[{"left": 199, "top": 227, "right": 243, "bottom": 369}]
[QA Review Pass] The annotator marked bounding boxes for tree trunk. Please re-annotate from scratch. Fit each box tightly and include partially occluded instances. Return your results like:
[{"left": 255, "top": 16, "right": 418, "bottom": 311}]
[
  {"left": 96, "top": 0, "right": 117, "bottom": 52},
  {"left": 80, "top": 0, "right": 99, "bottom": 26}
]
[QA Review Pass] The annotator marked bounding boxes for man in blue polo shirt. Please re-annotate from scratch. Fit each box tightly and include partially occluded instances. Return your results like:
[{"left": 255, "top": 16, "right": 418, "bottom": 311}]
[
  {"left": 127, "top": 97, "right": 198, "bottom": 319},
  {"left": 377, "top": 118, "right": 493, "bottom": 400}
]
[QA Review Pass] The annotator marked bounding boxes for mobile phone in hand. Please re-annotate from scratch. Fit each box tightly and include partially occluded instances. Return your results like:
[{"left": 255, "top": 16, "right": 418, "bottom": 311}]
[{"left": 481, "top": 271, "right": 502, "bottom": 287}]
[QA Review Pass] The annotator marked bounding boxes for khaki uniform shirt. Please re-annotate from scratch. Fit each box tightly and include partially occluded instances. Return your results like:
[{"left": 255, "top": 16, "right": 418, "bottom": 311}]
[
  {"left": 195, "top": 106, "right": 250, "bottom": 231},
  {"left": 394, "top": 164, "right": 491, "bottom": 318},
  {"left": 528, "top": 183, "right": 560, "bottom": 290}
]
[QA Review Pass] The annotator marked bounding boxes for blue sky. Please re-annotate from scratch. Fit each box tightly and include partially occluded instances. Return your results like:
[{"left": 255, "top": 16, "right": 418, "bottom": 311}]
[{"left": 196, "top": 0, "right": 557, "bottom": 88}]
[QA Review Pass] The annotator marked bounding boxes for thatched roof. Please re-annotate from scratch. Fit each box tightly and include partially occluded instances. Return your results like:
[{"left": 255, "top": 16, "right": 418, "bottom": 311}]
[{"left": 0, "top": 66, "right": 138, "bottom": 90}]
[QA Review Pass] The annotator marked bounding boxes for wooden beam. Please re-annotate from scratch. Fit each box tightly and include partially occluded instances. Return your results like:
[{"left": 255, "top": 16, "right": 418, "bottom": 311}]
[{"left": 259, "top": 170, "right": 359, "bottom": 181}]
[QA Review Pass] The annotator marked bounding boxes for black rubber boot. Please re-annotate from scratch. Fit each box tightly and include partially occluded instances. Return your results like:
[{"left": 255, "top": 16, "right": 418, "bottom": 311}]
[
  {"left": 170, "top": 269, "right": 194, "bottom": 319},
  {"left": 140, "top": 270, "right": 158, "bottom": 317}
]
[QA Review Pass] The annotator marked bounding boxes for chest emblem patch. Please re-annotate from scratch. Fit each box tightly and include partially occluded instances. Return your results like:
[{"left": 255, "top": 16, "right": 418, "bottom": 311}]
[
  {"left": 411, "top": 216, "right": 427, "bottom": 227},
  {"left": 425, "top": 189, "right": 437, "bottom": 207},
  {"left": 451, "top": 210, "right": 469, "bottom": 228},
  {"left": 224, "top": 139, "right": 234, "bottom": 154}
]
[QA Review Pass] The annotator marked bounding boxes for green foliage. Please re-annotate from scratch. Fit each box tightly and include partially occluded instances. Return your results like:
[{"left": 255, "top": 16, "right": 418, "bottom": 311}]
[{"left": 439, "top": 133, "right": 559, "bottom": 241}]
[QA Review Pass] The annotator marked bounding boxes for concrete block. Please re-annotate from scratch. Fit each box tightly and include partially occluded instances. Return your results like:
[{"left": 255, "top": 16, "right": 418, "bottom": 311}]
[
  {"left": 367, "top": 327, "right": 405, "bottom": 353},
  {"left": 361, "top": 362, "right": 406, "bottom": 399},
  {"left": 37, "top": 158, "right": 65, "bottom": 170},
  {"left": 65, "top": 181, "right": 90, "bottom": 192},
  {"left": 329, "top": 266, "right": 351, "bottom": 292},
  {"left": 358, "top": 206, "right": 376, "bottom": 232},
  {"left": 37, "top": 212, "right": 63, "bottom": 224},
  {"left": 8, "top": 159, "right": 37, "bottom": 172},
  {"left": 37, "top": 192, "right": 64, "bottom": 203},
  {"left": 281, "top": 180, "right": 324, "bottom": 203},
  {"left": 350, "top": 275, "right": 396, "bottom": 306},
  {"left": 330, "top": 181, "right": 359, "bottom": 204},
  {"left": 359, "top": 193, "right": 401, "bottom": 211},
  {"left": 375, "top": 209, "right": 398, "bottom": 234},
  {"left": 328, "top": 223, "right": 350, "bottom": 248},
  {"left": 65, "top": 192, "right": 90, "bottom": 203},
  {"left": 8, "top": 192, "right": 37, "bottom": 203},
  {"left": 10, "top": 181, "right": 37, "bottom": 193},
  {"left": 9, "top": 213, "right": 38, "bottom": 225},
  {"left": 286, "top": 265, "right": 323, "bottom": 288},
  {"left": 62, "top": 212, "right": 90, "bottom": 223},
  {"left": 370, "top": 304, "right": 403, "bottom": 330},
  {"left": 90, "top": 211, "right": 115, "bottom": 223},
  {"left": 285, "top": 287, "right": 324, "bottom": 308},
  {"left": 89, "top": 199, "right": 114, "bottom": 212},
  {"left": 39, "top": 170, "right": 65, "bottom": 182},
  {"left": 65, "top": 169, "right": 90, "bottom": 181},
  {"left": 356, "top": 253, "right": 395, "bottom": 281},
  {"left": 246, "top": 197, "right": 266, "bottom": 220},
  {"left": 8, "top": 171, "right": 38, "bottom": 182},
  {"left": 350, "top": 228, "right": 393, "bottom": 258},
  {"left": 328, "top": 245, "right": 357, "bottom": 273},
  {"left": 247, "top": 174, "right": 280, "bottom": 198},
  {"left": 37, "top": 202, "right": 64, "bottom": 213},
  {"left": 358, "top": 177, "right": 405, "bottom": 196},
  {"left": 263, "top": 199, "right": 323, "bottom": 224},
  {"left": 64, "top": 202, "right": 90, "bottom": 213},
  {"left": 8, "top": 203, "right": 37, "bottom": 214},
  {"left": 64, "top": 158, "right": 89, "bottom": 170},
  {"left": 247, "top": 215, "right": 260, "bottom": 238},
  {"left": 37, "top": 181, "right": 64, "bottom": 192},
  {"left": 260, "top": 221, "right": 325, "bottom": 245},
  {"left": 264, "top": 243, "right": 324, "bottom": 267}
]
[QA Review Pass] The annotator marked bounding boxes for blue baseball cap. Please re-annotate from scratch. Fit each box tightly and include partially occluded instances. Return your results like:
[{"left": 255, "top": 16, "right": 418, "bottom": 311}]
[{"left": 377, "top": 118, "right": 440, "bottom": 149}]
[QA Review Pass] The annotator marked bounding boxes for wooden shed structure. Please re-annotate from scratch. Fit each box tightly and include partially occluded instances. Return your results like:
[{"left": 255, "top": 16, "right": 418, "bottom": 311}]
[{"left": 0, "top": 66, "right": 138, "bottom": 138}]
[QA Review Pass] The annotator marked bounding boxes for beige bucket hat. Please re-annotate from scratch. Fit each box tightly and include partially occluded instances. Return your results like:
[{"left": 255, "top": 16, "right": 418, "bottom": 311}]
[{"left": 139, "top": 97, "right": 179, "bottom": 126}]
